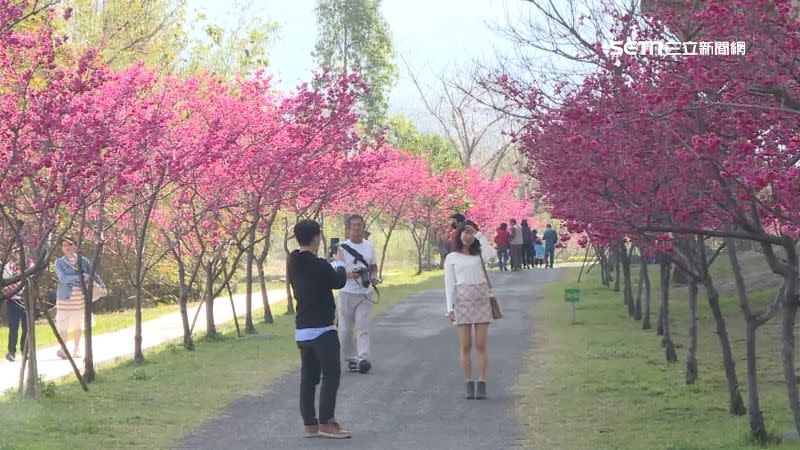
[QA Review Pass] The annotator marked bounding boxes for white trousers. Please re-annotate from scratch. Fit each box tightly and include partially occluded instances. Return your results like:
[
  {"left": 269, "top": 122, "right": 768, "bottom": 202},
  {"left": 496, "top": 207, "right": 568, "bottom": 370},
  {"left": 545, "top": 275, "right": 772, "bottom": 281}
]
[{"left": 337, "top": 291, "right": 373, "bottom": 362}]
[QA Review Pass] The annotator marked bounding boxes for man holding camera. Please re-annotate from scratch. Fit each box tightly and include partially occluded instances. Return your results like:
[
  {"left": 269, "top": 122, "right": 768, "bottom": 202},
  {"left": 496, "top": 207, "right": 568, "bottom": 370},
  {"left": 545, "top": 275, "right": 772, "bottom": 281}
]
[{"left": 336, "top": 214, "right": 378, "bottom": 374}]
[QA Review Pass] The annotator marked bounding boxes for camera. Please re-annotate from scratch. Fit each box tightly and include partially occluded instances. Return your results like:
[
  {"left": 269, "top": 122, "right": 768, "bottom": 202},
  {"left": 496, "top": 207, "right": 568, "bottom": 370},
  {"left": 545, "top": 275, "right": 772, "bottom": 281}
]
[{"left": 354, "top": 267, "right": 371, "bottom": 288}]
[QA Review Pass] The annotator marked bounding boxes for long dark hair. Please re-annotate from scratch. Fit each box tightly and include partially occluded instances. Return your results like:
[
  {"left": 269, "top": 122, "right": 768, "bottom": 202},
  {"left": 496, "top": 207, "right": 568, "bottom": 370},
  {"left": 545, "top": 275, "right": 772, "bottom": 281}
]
[{"left": 454, "top": 222, "right": 481, "bottom": 256}]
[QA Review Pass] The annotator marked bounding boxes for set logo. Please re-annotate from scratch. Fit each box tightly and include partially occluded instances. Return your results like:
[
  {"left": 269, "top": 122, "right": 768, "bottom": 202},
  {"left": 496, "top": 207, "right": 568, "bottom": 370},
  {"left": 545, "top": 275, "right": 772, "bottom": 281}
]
[{"left": 609, "top": 40, "right": 747, "bottom": 56}]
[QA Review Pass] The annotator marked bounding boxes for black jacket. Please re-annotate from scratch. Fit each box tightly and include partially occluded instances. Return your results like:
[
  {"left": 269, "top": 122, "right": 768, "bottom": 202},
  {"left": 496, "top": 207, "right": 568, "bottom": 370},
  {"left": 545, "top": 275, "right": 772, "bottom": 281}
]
[
  {"left": 522, "top": 225, "right": 533, "bottom": 245},
  {"left": 288, "top": 250, "right": 347, "bottom": 329}
]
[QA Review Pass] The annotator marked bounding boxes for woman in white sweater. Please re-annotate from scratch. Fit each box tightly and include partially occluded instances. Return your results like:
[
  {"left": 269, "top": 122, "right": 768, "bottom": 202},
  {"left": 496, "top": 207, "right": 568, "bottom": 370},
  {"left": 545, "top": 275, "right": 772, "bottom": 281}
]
[{"left": 444, "top": 221, "right": 494, "bottom": 400}]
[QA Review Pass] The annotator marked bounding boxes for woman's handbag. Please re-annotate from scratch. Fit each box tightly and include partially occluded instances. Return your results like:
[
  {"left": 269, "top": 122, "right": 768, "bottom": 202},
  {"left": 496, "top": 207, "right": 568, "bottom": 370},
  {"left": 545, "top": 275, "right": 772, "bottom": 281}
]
[
  {"left": 67, "top": 257, "right": 108, "bottom": 302},
  {"left": 92, "top": 282, "right": 108, "bottom": 302},
  {"left": 478, "top": 255, "right": 503, "bottom": 320}
]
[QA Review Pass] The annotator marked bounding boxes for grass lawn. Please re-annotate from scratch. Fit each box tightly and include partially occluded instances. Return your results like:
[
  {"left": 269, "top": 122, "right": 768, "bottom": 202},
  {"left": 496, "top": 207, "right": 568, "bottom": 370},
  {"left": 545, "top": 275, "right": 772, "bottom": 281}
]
[
  {"left": 513, "top": 263, "right": 800, "bottom": 450},
  {"left": 0, "top": 269, "right": 443, "bottom": 450}
]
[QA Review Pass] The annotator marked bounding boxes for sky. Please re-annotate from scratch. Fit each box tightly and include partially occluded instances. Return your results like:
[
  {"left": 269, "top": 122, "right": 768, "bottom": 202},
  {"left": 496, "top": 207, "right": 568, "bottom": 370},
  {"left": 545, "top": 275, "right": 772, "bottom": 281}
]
[{"left": 187, "top": 0, "right": 526, "bottom": 127}]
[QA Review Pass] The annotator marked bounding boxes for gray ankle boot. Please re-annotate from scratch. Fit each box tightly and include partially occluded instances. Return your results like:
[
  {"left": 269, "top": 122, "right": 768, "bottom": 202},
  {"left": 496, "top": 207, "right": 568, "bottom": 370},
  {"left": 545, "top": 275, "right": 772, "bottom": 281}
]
[
  {"left": 475, "top": 381, "right": 487, "bottom": 400},
  {"left": 464, "top": 381, "right": 475, "bottom": 399}
]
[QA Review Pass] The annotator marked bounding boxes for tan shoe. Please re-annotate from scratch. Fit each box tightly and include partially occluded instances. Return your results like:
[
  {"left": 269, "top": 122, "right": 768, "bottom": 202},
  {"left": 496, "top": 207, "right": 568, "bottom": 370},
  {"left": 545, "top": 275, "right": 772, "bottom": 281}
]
[
  {"left": 318, "top": 419, "right": 351, "bottom": 439},
  {"left": 303, "top": 424, "right": 319, "bottom": 438}
]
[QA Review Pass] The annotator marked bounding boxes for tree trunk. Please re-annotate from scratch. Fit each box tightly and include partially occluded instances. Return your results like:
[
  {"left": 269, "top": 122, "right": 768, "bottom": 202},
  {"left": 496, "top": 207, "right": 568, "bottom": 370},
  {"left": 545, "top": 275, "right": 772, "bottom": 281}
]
[
  {"left": 613, "top": 250, "right": 621, "bottom": 292},
  {"left": 642, "top": 259, "right": 652, "bottom": 330},
  {"left": 416, "top": 245, "right": 423, "bottom": 275},
  {"left": 179, "top": 291, "right": 193, "bottom": 350},
  {"left": 256, "top": 260, "right": 273, "bottom": 324},
  {"left": 745, "top": 324, "right": 767, "bottom": 443},
  {"left": 659, "top": 261, "right": 678, "bottom": 363},
  {"left": 704, "top": 280, "right": 746, "bottom": 415},
  {"left": 41, "top": 305, "right": 87, "bottom": 391},
  {"left": 577, "top": 245, "right": 591, "bottom": 283},
  {"left": 781, "top": 286, "right": 800, "bottom": 433},
  {"left": 672, "top": 263, "right": 689, "bottom": 286},
  {"left": 256, "top": 213, "right": 276, "bottom": 324},
  {"left": 634, "top": 258, "right": 644, "bottom": 321},
  {"left": 177, "top": 261, "right": 194, "bottom": 350},
  {"left": 686, "top": 279, "right": 699, "bottom": 384},
  {"left": 728, "top": 235, "right": 780, "bottom": 440},
  {"left": 133, "top": 280, "right": 144, "bottom": 362},
  {"left": 596, "top": 245, "right": 610, "bottom": 286},
  {"left": 205, "top": 262, "right": 217, "bottom": 338},
  {"left": 691, "top": 237, "right": 744, "bottom": 415},
  {"left": 23, "top": 274, "right": 39, "bottom": 397},
  {"left": 773, "top": 242, "right": 800, "bottom": 434},
  {"left": 82, "top": 197, "right": 106, "bottom": 381},
  {"left": 410, "top": 226, "right": 424, "bottom": 276},
  {"left": 413, "top": 224, "right": 429, "bottom": 275},
  {"left": 426, "top": 237, "right": 433, "bottom": 269},
  {"left": 656, "top": 257, "right": 664, "bottom": 336},
  {"left": 283, "top": 218, "right": 295, "bottom": 315},
  {"left": 82, "top": 256, "right": 96, "bottom": 382},
  {"left": 379, "top": 226, "right": 395, "bottom": 280},
  {"left": 18, "top": 331, "right": 27, "bottom": 393},
  {"left": 83, "top": 298, "right": 95, "bottom": 380},
  {"left": 244, "top": 224, "right": 257, "bottom": 334},
  {"left": 284, "top": 256, "right": 294, "bottom": 315},
  {"left": 620, "top": 244, "right": 635, "bottom": 317},
  {"left": 133, "top": 192, "right": 159, "bottom": 364}
]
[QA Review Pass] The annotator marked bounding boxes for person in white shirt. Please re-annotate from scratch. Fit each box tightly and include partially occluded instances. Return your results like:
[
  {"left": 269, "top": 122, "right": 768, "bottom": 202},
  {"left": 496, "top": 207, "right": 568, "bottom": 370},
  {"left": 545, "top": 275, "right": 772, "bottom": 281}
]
[
  {"left": 336, "top": 214, "right": 378, "bottom": 374},
  {"left": 444, "top": 220, "right": 493, "bottom": 400}
]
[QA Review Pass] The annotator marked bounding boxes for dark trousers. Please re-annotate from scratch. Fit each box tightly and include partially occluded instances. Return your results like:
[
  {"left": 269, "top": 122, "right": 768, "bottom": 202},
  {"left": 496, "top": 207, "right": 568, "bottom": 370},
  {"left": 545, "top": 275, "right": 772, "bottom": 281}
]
[
  {"left": 545, "top": 246, "right": 555, "bottom": 267},
  {"left": 523, "top": 244, "right": 535, "bottom": 267},
  {"left": 496, "top": 247, "right": 509, "bottom": 271},
  {"left": 297, "top": 330, "right": 341, "bottom": 426},
  {"left": 7, "top": 299, "right": 27, "bottom": 355}
]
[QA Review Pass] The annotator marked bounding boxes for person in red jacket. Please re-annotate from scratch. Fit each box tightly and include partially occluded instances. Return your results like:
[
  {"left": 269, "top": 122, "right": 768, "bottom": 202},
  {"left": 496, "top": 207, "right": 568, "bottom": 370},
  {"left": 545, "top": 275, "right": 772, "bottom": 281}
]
[{"left": 493, "top": 223, "right": 511, "bottom": 272}]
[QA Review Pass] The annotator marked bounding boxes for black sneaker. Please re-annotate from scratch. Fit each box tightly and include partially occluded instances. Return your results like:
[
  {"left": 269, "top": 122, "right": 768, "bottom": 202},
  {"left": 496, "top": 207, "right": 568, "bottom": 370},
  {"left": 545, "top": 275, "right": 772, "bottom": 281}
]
[
  {"left": 5, "top": 352, "right": 14, "bottom": 362},
  {"left": 347, "top": 361, "right": 358, "bottom": 373},
  {"left": 357, "top": 359, "right": 371, "bottom": 374}
]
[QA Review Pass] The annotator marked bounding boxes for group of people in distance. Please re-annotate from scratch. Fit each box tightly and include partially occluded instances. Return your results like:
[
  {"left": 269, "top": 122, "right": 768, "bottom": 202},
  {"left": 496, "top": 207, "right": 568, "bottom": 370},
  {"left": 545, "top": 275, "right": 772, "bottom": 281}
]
[{"left": 493, "top": 220, "right": 559, "bottom": 271}]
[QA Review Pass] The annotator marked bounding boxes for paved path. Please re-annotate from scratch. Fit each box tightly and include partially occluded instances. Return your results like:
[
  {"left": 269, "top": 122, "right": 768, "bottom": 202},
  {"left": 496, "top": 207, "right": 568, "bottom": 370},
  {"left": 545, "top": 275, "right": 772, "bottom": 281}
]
[
  {"left": 0, "top": 288, "right": 287, "bottom": 393},
  {"left": 182, "top": 268, "right": 561, "bottom": 450}
]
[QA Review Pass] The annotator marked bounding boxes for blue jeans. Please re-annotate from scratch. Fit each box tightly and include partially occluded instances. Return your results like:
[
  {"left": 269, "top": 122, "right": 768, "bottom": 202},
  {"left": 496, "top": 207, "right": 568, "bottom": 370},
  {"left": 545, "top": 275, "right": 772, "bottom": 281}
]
[
  {"left": 497, "top": 247, "right": 509, "bottom": 271},
  {"left": 545, "top": 246, "right": 556, "bottom": 267}
]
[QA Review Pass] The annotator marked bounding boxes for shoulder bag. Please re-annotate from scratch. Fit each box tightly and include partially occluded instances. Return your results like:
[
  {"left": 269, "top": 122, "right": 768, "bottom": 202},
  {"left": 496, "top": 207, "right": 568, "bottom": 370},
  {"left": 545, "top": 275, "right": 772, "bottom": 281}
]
[{"left": 478, "top": 254, "right": 503, "bottom": 320}]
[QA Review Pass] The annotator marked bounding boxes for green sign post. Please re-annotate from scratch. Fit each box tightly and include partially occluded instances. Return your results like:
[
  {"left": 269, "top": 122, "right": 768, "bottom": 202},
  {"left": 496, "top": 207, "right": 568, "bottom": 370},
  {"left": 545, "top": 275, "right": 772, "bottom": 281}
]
[{"left": 565, "top": 288, "right": 581, "bottom": 323}]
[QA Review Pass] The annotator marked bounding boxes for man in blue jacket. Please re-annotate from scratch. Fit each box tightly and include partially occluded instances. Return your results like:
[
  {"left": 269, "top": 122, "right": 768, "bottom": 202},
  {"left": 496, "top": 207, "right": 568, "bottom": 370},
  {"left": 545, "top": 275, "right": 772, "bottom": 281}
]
[{"left": 542, "top": 224, "right": 559, "bottom": 268}]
